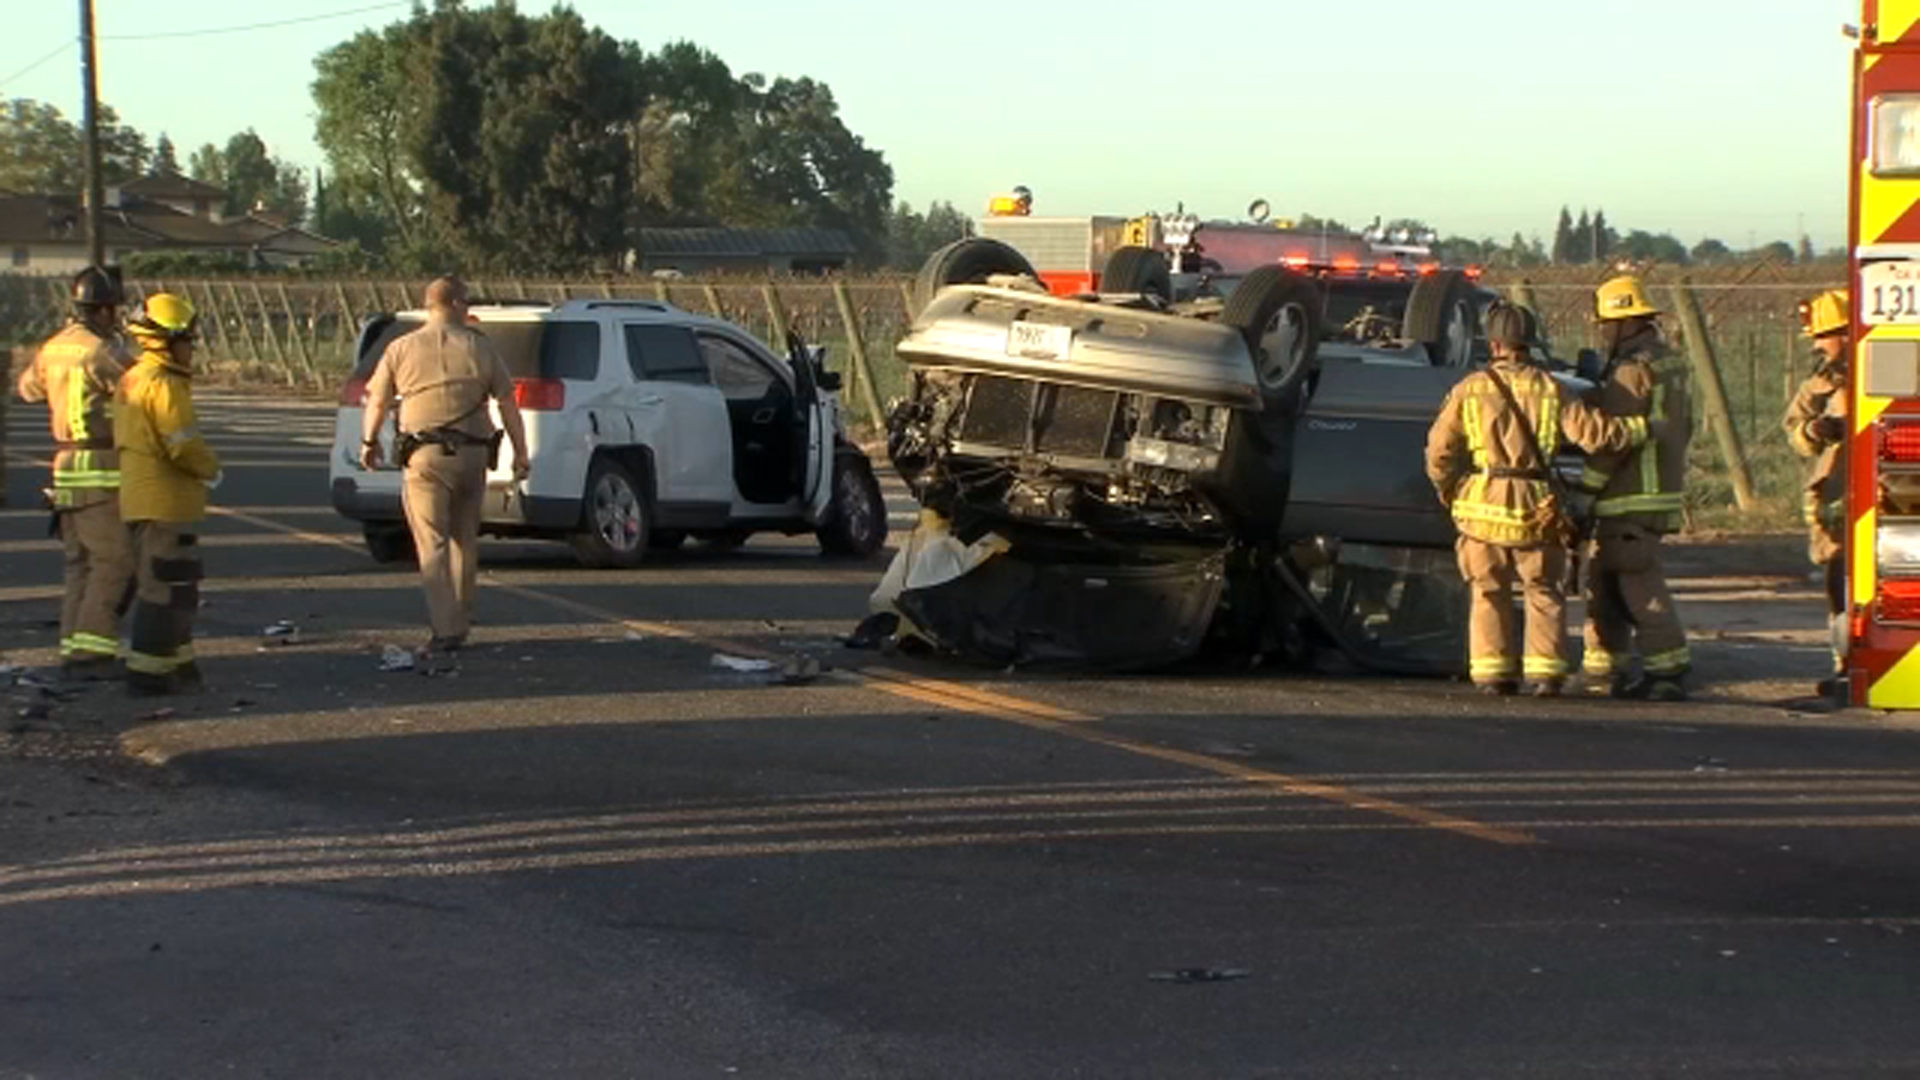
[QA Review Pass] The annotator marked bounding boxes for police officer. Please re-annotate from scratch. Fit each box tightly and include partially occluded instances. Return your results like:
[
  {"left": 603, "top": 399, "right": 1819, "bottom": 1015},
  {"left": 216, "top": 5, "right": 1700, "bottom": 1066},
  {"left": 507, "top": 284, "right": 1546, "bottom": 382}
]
[
  {"left": 1577, "top": 275, "right": 1695, "bottom": 701},
  {"left": 117, "top": 293, "right": 221, "bottom": 696},
  {"left": 1426, "top": 304, "right": 1653, "bottom": 696},
  {"left": 14, "top": 267, "right": 134, "bottom": 679},
  {"left": 1784, "top": 289, "right": 1851, "bottom": 696},
  {"left": 359, "top": 277, "right": 529, "bottom": 653}
]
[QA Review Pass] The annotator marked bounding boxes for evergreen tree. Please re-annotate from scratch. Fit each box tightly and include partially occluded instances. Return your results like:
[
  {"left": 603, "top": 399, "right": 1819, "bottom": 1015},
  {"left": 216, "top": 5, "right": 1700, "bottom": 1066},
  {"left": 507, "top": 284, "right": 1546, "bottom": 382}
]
[
  {"left": 1591, "top": 209, "right": 1612, "bottom": 261},
  {"left": 1551, "top": 206, "right": 1574, "bottom": 264},
  {"left": 1574, "top": 209, "right": 1592, "bottom": 263}
]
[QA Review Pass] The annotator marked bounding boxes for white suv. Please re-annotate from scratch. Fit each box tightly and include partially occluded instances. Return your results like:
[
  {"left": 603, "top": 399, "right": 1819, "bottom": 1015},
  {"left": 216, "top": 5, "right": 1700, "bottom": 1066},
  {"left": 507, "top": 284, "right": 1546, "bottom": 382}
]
[{"left": 328, "top": 298, "right": 889, "bottom": 567}]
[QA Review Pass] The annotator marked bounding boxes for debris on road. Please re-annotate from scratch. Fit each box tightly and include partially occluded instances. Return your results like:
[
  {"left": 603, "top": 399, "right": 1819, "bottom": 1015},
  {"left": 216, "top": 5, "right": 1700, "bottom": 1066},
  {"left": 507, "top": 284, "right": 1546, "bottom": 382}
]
[
  {"left": 1148, "top": 968, "right": 1252, "bottom": 984},
  {"left": 776, "top": 654, "right": 822, "bottom": 686},
  {"left": 135, "top": 707, "right": 177, "bottom": 724},
  {"left": 711, "top": 654, "right": 776, "bottom": 674},
  {"left": 625, "top": 629, "right": 647, "bottom": 642},
  {"left": 378, "top": 645, "right": 416, "bottom": 672},
  {"left": 842, "top": 612, "right": 898, "bottom": 650},
  {"left": 260, "top": 620, "right": 301, "bottom": 647}
]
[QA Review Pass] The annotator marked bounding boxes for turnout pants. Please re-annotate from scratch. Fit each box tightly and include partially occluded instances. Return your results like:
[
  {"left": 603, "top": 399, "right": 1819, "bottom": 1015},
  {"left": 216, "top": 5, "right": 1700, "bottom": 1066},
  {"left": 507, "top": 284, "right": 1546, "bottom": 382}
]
[
  {"left": 1458, "top": 537, "right": 1569, "bottom": 686},
  {"left": 403, "top": 444, "right": 488, "bottom": 641},
  {"left": 58, "top": 499, "right": 133, "bottom": 660},
  {"left": 127, "top": 522, "right": 200, "bottom": 678},
  {"left": 1581, "top": 519, "right": 1690, "bottom": 679}
]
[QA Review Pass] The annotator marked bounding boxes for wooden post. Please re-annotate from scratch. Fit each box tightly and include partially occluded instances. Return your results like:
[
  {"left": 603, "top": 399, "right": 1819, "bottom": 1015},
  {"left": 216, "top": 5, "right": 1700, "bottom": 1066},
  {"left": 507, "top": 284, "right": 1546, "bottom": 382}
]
[
  {"left": 653, "top": 280, "right": 670, "bottom": 304},
  {"left": 763, "top": 283, "right": 792, "bottom": 350},
  {"left": 274, "top": 282, "right": 318, "bottom": 386},
  {"left": 831, "top": 280, "right": 886, "bottom": 431},
  {"left": 245, "top": 282, "right": 296, "bottom": 383},
  {"left": 898, "top": 281, "right": 916, "bottom": 320},
  {"left": 335, "top": 282, "right": 361, "bottom": 369},
  {"left": 1507, "top": 279, "right": 1538, "bottom": 314},
  {"left": 701, "top": 283, "right": 724, "bottom": 319},
  {"left": 220, "top": 281, "right": 264, "bottom": 364},
  {"left": 1668, "top": 281, "right": 1757, "bottom": 511}
]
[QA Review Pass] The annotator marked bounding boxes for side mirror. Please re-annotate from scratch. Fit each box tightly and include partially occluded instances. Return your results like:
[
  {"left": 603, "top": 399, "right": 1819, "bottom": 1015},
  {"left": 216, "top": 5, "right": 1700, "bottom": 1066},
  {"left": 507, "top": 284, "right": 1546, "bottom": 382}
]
[
  {"left": 1575, "top": 348, "right": 1604, "bottom": 383},
  {"left": 818, "top": 370, "right": 843, "bottom": 391}
]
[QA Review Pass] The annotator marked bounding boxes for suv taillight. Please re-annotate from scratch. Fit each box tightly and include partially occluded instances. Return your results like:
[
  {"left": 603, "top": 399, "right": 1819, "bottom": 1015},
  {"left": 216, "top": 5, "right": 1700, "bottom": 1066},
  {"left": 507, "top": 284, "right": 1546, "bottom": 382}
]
[
  {"left": 515, "top": 378, "right": 565, "bottom": 411},
  {"left": 339, "top": 376, "right": 368, "bottom": 406}
]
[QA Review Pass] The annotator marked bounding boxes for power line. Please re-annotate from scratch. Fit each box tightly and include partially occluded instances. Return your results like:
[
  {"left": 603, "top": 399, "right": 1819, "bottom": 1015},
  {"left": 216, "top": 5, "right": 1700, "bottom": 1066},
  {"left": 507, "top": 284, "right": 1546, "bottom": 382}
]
[
  {"left": 98, "top": 1, "right": 409, "bottom": 42},
  {"left": 0, "top": 41, "right": 75, "bottom": 89}
]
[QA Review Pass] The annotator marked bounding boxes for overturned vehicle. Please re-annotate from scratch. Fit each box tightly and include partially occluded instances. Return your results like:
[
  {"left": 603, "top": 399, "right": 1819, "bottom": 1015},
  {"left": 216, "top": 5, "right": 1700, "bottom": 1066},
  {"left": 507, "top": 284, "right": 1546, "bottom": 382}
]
[{"left": 880, "top": 238, "right": 1573, "bottom": 673}]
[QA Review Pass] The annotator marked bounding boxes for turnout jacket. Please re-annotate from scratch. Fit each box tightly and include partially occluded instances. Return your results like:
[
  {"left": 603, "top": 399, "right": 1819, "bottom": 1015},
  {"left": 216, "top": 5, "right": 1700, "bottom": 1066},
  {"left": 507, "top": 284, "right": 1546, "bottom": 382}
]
[
  {"left": 15, "top": 322, "right": 130, "bottom": 508},
  {"left": 116, "top": 348, "right": 220, "bottom": 523},
  {"left": 1426, "top": 358, "right": 1650, "bottom": 547},
  {"left": 1578, "top": 341, "right": 1692, "bottom": 533},
  {"left": 1784, "top": 363, "right": 1847, "bottom": 562}
]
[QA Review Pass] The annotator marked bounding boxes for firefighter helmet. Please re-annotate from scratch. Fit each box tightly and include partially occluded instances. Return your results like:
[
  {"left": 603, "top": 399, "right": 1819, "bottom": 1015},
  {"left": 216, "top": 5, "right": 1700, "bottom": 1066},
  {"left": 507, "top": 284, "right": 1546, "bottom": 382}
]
[
  {"left": 129, "top": 293, "right": 198, "bottom": 345},
  {"left": 1799, "top": 289, "right": 1850, "bottom": 338},
  {"left": 1595, "top": 275, "right": 1662, "bottom": 321},
  {"left": 1484, "top": 303, "right": 1531, "bottom": 347},
  {"left": 70, "top": 266, "right": 122, "bottom": 309}
]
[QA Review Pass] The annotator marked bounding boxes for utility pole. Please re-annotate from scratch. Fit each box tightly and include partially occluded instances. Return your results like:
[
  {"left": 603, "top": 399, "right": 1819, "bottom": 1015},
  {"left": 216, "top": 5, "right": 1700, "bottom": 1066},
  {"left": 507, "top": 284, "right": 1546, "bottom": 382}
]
[{"left": 79, "top": 0, "right": 106, "bottom": 269}]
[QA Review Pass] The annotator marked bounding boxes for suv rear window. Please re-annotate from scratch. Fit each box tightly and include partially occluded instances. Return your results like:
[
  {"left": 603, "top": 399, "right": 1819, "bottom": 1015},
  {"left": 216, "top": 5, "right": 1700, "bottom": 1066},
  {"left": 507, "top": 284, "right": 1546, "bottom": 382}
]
[{"left": 351, "top": 317, "right": 601, "bottom": 380}]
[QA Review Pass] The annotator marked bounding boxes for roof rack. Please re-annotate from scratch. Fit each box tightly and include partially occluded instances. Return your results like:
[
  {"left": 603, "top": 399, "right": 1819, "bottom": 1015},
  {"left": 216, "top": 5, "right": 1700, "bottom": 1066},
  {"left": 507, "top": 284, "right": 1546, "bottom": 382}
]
[{"left": 561, "top": 298, "right": 677, "bottom": 313}]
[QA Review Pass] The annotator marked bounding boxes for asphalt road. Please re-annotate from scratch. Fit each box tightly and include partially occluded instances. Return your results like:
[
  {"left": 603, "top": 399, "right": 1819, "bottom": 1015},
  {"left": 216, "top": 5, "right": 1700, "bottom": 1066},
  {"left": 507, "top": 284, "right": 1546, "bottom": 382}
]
[{"left": 5, "top": 395, "right": 1920, "bottom": 1079}]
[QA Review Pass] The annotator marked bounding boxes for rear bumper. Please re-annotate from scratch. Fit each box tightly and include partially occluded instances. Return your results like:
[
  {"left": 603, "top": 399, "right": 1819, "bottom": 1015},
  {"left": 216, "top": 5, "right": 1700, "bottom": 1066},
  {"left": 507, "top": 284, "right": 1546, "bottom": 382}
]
[{"left": 330, "top": 476, "right": 578, "bottom": 531}]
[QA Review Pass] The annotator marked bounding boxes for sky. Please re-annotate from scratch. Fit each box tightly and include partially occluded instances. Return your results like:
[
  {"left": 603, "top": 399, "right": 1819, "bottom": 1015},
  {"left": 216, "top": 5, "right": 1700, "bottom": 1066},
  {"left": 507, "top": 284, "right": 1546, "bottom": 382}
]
[{"left": 0, "top": 0, "right": 1861, "bottom": 249}]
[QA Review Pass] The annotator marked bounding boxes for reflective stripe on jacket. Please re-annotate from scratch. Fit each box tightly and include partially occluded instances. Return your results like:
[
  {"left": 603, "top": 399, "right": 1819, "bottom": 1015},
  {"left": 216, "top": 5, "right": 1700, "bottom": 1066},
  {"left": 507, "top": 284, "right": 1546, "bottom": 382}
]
[
  {"left": 1426, "top": 359, "right": 1650, "bottom": 546},
  {"left": 1578, "top": 348, "right": 1692, "bottom": 532},
  {"left": 15, "top": 322, "right": 129, "bottom": 508},
  {"left": 1783, "top": 366, "right": 1846, "bottom": 551},
  {"left": 116, "top": 351, "right": 220, "bottom": 523}
]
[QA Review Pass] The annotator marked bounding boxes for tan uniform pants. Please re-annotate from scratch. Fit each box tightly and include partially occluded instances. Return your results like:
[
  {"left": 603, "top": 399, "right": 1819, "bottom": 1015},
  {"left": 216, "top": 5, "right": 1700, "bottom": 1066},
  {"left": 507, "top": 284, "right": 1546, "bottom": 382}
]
[
  {"left": 127, "top": 522, "right": 200, "bottom": 677},
  {"left": 58, "top": 499, "right": 133, "bottom": 660},
  {"left": 403, "top": 443, "right": 488, "bottom": 641},
  {"left": 1458, "top": 537, "right": 1568, "bottom": 686},
  {"left": 1581, "top": 519, "right": 1690, "bottom": 678}
]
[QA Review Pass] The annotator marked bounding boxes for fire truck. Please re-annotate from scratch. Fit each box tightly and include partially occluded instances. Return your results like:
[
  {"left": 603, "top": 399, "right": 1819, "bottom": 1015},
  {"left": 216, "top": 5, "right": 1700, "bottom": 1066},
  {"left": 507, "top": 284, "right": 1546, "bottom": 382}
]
[
  {"left": 1846, "top": 2, "right": 1920, "bottom": 707},
  {"left": 974, "top": 191, "right": 1465, "bottom": 296}
]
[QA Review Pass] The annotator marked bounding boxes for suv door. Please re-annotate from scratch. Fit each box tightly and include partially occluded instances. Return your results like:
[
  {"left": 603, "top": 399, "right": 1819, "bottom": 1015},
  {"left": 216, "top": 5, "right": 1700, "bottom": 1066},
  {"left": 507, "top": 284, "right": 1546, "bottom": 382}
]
[
  {"left": 695, "top": 331, "right": 802, "bottom": 506},
  {"left": 620, "top": 322, "right": 733, "bottom": 507}
]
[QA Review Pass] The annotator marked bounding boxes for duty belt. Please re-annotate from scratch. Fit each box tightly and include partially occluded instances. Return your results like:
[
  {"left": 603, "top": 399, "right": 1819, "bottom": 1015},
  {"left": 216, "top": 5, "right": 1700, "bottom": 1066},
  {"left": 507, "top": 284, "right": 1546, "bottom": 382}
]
[
  {"left": 1475, "top": 466, "right": 1550, "bottom": 480},
  {"left": 53, "top": 438, "right": 115, "bottom": 450}
]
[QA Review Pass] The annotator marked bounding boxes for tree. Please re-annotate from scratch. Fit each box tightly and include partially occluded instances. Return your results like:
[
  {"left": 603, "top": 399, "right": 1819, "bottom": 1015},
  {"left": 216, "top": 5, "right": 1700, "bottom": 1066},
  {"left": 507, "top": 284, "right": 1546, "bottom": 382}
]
[
  {"left": 885, "top": 199, "right": 973, "bottom": 269},
  {"left": 0, "top": 97, "right": 148, "bottom": 192},
  {"left": 1615, "top": 229, "right": 1689, "bottom": 264},
  {"left": 1755, "top": 239, "right": 1797, "bottom": 264},
  {"left": 1591, "top": 209, "right": 1614, "bottom": 262},
  {"left": 1551, "top": 206, "right": 1574, "bottom": 264},
  {"left": 1295, "top": 213, "right": 1350, "bottom": 233},
  {"left": 1508, "top": 231, "right": 1547, "bottom": 268},
  {"left": 1798, "top": 235, "right": 1817, "bottom": 263},
  {"left": 190, "top": 130, "right": 308, "bottom": 223},
  {"left": 149, "top": 134, "right": 180, "bottom": 177},
  {"left": 1690, "top": 237, "right": 1732, "bottom": 264},
  {"left": 1573, "top": 209, "right": 1592, "bottom": 262}
]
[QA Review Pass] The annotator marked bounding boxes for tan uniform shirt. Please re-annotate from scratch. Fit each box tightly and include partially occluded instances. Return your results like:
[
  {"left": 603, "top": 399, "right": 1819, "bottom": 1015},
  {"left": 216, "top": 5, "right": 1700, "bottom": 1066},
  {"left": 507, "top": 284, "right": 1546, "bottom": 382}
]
[
  {"left": 366, "top": 321, "right": 514, "bottom": 439},
  {"left": 15, "top": 321, "right": 131, "bottom": 507},
  {"left": 1426, "top": 359, "right": 1649, "bottom": 546},
  {"left": 1580, "top": 345, "right": 1692, "bottom": 531}
]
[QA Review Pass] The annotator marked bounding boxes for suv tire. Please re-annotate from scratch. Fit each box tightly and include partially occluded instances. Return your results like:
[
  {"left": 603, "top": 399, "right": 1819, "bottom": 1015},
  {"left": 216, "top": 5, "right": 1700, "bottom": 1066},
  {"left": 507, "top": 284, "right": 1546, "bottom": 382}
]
[
  {"left": 1222, "top": 266, "right": 1323, "bottom": 404},
  {"left": 914, "top": 238, "right": 1038, "bottom": 315},
  {"left": 363, "top": 522, "right": 416, "bottom": 565},
  {"left": 570, "top": 457, "right": 652, "bottom": 568},
  {"left": 1101, "top": 246, "right": 1172, "bottom": 302},
  {"left": 817, "top": 453, "right": 889, "bottom": 558},
  {"left": 1403, "top": 270, "right": 1479, "bottom": 366}
]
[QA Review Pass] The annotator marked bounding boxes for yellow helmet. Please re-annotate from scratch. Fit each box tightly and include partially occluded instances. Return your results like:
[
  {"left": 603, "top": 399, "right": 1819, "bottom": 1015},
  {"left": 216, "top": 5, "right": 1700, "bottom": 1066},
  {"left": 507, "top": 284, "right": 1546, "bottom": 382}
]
[
  {"left": 1799, "top": 289, "right": 1849, "bottom": 338},
  {"left": 130, "top": 292, "right": 198, "bottom": 344},
  {"left": 1594, "top": 275, "right": 1662, "bottom": 321}
]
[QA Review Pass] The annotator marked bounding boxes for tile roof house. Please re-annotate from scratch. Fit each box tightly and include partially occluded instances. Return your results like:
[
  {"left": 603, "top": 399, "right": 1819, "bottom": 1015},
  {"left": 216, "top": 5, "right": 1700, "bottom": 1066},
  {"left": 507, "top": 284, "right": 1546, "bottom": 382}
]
[{"left": 0, "top": 173, "right": 339, "bottom": 275}]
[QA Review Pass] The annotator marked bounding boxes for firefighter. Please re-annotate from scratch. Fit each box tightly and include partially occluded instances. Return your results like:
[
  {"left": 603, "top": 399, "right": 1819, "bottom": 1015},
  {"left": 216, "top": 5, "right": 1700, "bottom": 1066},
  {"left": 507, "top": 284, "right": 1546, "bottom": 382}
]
[
  {"left": 1426, "top": 304, "right": 1653, "bottom": 696},
  {"left": 1577, "top": 275, "right": 1695, "bottom": 701},
  {"left": 1784, "top": 289, "right": 1851, "bottom": 696},
  {"left": 117, "top": 293, "right": 222, "bottom": 696},
  {"left": 359, "top": 277, "right": 529, "bottom": 653},
  {"left": 14, "top": 267, "right": 135, "bottom": 679}
]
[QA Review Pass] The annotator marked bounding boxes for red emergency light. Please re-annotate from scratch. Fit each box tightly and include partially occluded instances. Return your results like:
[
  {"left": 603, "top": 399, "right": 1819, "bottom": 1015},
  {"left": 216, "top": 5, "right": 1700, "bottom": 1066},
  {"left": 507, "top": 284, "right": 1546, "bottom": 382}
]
[
  {"left": 514, "top": 377, "right": 566, "bottom": 411},
  {"left": 1333, "top": 256, "right": 1360, "bottom": 273},
  {"left": 1882, "top": 421, "right": 1920, "bottom": 463},
  {"left": 1282, "top": 253, "right": 1310, "bottom": 270},
  {"left": 1374, "top": 261, "right": 1402, "bottom": 277},
  {"left": 1878, "top": 579, "right": 1920, "bottom": 623}
]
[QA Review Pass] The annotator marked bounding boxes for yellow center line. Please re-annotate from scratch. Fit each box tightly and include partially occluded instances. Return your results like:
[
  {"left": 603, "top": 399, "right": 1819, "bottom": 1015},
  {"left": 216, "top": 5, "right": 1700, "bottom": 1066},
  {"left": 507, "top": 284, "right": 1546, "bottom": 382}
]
[{"left": 147, "top": 495, "right": 1538, "bottom": 848}]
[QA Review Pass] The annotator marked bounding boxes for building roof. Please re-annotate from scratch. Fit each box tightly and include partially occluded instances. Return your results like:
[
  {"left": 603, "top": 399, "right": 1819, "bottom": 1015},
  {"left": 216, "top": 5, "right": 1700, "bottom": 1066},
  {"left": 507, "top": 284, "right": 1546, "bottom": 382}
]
[
  {"left": 118, "top": 173, "right": 226, "bottom": 202},
  {"left": 637, "top": 227, "right": 857, "bottom": 258},
  {"left": 0, "top": 195, "right": 154, "bottom": 247},
  {"left": 0, "top": 194, "right": 338, "bottom": 256}
]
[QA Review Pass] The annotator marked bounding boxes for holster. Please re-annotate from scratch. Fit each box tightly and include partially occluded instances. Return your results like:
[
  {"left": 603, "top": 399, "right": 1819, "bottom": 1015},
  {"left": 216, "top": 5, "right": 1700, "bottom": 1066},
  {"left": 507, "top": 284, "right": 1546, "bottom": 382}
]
[{"left": 395, "top": 433, "right": 423, "bottom": 469}]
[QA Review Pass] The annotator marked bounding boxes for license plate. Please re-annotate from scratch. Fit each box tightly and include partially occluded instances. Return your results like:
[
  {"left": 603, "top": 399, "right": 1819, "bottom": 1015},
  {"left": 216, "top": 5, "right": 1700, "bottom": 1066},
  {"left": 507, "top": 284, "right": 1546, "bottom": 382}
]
[
  {"left": 1006, "top": 320, "right": 1073, "bottom": 360},
  {"left": 1863, "top": 261, "right": 1920, "bottom": 324}
]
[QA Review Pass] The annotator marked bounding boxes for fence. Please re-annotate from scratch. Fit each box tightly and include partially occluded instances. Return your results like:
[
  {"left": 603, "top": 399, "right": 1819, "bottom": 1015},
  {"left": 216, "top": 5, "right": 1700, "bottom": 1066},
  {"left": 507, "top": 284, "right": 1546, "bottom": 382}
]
[{"left": 0, "top": 264, "right": 1850, "bottom": 528}]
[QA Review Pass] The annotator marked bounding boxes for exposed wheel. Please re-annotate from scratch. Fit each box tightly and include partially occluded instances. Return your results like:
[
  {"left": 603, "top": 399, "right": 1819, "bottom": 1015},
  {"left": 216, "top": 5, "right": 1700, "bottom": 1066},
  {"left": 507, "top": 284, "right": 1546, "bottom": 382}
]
[
  {"left": 1403, "top": 270, "right": 1479, "bottom": 367},
  {"left": 648, "top": 529, "right": 687, "bottom": 551},
  {"left": 363, "top": 522, "right": 415, "bottom": 565},
  {"left": 570, "top": 458, "right": 651, "bottom": 568},
  {"left": 913, "top": 238, "right": 1038, "bottom": 315},
  {"left": 1100, "top": 245, "right": 1171, "bottom": 302},
  {"left": 816, "top": 453, "right": 889, "bottom": 558},
  {"left": 1222, "top": 266, "right": 1323, "bottom": 403}
]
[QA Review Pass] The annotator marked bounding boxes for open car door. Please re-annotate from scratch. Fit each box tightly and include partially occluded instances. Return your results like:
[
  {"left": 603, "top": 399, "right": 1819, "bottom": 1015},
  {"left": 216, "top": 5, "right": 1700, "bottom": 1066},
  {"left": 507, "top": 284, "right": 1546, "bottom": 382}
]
[{"left": 788, "top": 331, "right": 839, "bottom": 522}]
